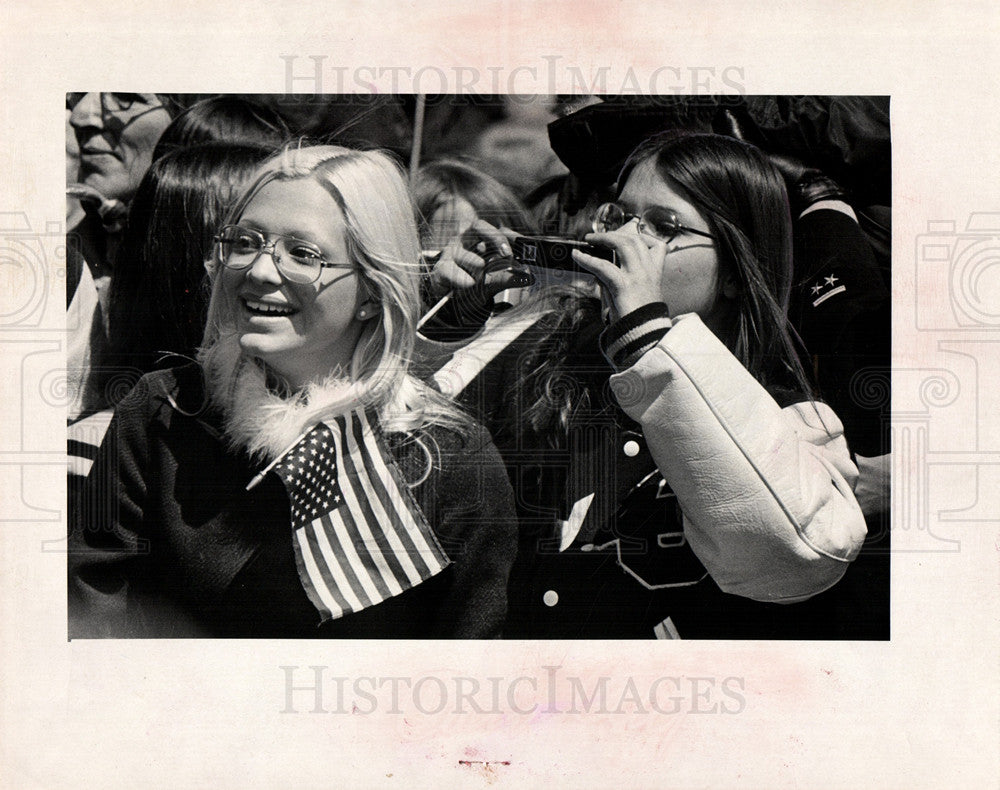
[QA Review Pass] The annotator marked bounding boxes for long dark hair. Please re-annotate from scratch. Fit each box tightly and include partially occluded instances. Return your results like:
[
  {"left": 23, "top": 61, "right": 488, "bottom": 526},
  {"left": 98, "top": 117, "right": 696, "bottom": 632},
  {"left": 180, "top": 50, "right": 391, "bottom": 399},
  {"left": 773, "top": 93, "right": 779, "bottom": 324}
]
[
  {"left": 620, "top": 132, "right": 804, "bottom": 390},
  {"left": 102, "top": 142, "right": 272, "bottom": 389}
]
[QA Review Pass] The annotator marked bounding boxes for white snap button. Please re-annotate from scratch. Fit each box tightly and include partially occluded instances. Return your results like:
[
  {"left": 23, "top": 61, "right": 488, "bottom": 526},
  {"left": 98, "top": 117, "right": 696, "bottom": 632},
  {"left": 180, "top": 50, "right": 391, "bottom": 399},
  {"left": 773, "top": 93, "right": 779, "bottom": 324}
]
[
  {"left": 543, "top": 590, "right": 559, "bottom": 607},
  {"left": 623, "top": 440, "right": 640, "bottom": 457}
]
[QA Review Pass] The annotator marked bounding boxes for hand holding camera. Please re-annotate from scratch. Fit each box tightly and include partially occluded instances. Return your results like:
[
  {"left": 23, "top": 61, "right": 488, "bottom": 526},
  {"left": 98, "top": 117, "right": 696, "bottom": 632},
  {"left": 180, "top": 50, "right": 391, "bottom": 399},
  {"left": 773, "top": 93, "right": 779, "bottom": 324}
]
[
  {"left": 420, "top": 218, "right": 623, "bottom": 330},
  {"left": 424, "top": 219, "right": 530, "bottom": 301},
  {"left": 573, "top": 227, "right": 670, "bottom": 321}
]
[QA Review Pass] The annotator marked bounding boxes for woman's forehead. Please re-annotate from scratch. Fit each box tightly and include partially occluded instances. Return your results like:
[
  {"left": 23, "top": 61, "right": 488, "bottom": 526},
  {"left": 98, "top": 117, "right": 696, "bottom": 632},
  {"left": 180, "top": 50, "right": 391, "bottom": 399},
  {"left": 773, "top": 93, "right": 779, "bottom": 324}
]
[
  {"left": 620, "top": 160, "right": 690, "bottom": 212},
  {"left": 240, "top": 178, "right": 346, "bottom": 245}
]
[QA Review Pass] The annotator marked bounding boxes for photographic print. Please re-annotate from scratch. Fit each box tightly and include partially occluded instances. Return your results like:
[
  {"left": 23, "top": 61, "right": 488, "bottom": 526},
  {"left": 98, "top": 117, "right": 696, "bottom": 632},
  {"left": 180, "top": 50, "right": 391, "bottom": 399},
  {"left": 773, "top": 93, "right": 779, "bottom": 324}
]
[
  {"left": 3, "top": 2, "right": 998, "bottom": 787},
  {"left": 65, "top": 93, "right": 890, "bottom": 642}
]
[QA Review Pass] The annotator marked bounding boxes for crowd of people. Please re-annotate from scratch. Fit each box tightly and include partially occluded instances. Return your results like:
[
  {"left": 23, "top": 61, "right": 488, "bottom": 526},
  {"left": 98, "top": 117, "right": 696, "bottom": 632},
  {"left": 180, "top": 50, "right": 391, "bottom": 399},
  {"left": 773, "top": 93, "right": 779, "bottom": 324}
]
[{"left": 66, "top": 93, "right": 891, "bottom": 640}]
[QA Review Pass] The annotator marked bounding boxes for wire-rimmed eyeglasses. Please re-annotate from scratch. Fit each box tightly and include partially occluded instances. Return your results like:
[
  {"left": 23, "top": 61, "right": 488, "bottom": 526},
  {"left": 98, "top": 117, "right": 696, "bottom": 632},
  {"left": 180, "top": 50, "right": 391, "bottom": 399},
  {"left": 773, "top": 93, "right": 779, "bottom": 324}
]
[
  {"left": 214, "top": 224, "right": 351, "bottom": 285},
  {"left": 593, "top": 202, "right": 716, "bottom": 244}
]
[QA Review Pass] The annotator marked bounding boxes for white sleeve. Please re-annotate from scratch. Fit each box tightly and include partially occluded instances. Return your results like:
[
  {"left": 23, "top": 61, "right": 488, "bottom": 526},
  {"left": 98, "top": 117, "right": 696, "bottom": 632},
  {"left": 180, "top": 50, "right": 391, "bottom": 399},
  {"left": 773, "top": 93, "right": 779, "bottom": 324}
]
[{"left": 608, "top": 313, "right": 867, "bottom": 603}]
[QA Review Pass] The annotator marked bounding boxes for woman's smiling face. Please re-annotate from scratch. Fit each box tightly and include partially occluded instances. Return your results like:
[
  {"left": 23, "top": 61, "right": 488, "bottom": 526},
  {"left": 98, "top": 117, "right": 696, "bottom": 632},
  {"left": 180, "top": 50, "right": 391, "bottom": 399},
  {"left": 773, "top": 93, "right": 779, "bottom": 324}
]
[{"left": 220, "top": 176, "right": 376, "bottom": 389}]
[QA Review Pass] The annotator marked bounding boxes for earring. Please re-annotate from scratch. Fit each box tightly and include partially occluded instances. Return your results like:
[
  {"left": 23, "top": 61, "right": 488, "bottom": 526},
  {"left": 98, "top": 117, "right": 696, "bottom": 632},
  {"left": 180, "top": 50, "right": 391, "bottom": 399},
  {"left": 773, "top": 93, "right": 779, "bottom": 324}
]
[{"left": 357, "top": 308, "right": 368, "bottom": 319}]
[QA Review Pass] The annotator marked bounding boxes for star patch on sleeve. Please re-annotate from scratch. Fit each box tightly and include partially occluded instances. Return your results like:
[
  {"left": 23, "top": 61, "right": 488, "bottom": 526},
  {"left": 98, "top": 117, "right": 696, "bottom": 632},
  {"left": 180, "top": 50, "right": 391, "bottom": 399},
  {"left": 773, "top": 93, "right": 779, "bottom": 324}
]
[{"left": 811, "top": 273, "right": 847, "bottom": 307}]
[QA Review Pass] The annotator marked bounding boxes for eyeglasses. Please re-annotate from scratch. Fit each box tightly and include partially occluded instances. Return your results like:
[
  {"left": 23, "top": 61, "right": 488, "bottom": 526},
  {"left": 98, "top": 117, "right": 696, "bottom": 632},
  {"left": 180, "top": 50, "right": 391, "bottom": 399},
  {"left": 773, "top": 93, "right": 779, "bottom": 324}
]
[
  {"left": 593, "top": 202, "right": 716, "bottom": 244},
  {"left": 214, "top": 225, "right": 350, "bottom": 285}
]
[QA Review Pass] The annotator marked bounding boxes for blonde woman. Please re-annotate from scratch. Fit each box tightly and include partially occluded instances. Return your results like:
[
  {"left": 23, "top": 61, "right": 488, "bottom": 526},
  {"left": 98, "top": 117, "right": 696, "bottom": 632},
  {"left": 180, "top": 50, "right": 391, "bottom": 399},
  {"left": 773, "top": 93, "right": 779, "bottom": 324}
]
[{"left": 69, "top": 145, "right": 517, "bottom": 638}]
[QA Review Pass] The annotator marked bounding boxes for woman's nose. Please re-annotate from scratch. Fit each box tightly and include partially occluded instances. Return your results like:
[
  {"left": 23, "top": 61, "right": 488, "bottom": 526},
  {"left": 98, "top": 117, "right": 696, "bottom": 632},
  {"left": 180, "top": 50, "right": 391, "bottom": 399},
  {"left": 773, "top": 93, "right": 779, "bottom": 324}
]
[
  {"left": 245, "top": 247, "right": 284, "bottom": 284},
  {"left": 69, "top": 93, "right": 103, "bottom": 130}
]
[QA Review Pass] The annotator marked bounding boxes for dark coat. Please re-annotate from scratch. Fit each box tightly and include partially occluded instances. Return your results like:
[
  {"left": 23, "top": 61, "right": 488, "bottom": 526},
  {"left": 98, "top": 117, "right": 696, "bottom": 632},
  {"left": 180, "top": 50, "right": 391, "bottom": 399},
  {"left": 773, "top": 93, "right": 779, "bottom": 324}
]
[{"left": 68, "top": 364, "right": 518, "bottom": 639}]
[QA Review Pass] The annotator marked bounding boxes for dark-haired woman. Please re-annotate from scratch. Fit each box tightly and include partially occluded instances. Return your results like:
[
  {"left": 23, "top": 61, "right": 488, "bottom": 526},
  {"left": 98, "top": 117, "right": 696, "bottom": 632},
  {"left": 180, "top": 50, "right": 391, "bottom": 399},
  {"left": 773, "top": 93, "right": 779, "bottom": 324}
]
[
  {"left": 429, "top": 133, "right": 867, "bottom": 638},
  {"left": 69, "top": 143, "right": 273, "bottom": 487}
]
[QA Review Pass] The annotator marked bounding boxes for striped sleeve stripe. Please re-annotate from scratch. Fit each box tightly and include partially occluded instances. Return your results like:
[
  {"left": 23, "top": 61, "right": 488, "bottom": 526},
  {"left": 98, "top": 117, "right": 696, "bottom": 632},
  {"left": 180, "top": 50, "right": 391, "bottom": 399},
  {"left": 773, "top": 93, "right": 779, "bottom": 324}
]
[
  {"left": 601, "top": 302, "right": 670, "bottom": 345},
  {"left": 601, "top": 317, "right": 672, "bottom": 370},
  {"left": 68, "top": 457, "right": 95, "bottom": 479},
  {"left": 68, "top": 438, "right": 100, "bottom": 460},
  {"left": 609, "top": 328, "right": 672, "bottom": 369}
]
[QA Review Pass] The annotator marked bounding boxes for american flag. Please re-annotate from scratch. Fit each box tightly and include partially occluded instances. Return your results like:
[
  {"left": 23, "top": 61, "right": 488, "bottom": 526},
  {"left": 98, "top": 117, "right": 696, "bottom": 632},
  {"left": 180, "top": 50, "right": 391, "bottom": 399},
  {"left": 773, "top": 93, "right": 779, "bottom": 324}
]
[{"left": 271, "top": 410, "right": 450, "bottom": 623}]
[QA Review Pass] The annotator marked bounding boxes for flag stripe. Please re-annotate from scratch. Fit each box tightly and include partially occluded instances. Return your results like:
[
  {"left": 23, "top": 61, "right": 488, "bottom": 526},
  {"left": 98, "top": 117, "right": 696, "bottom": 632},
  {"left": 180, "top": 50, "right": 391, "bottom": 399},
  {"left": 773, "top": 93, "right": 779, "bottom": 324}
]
[
  {"left": 349, "top": 412, "right": 436, "bottom": 567},
  {"left": 354, "top": 414, "right": 440, "bottom": 579},
  {"left": 332, "top": 506, "right": 398, "bottom": 602},
  {"left": 330, "top": 415, "right": 407, "bottom": 597},
  {"left": 307, "top": 513, "right": 370, "bottom": 613},
  {"left": 338, "top": 414, "right": 425, "bottom": 585},
  {"left": 356, "top": 412, "right": 448, "bottom": 572},
  {"left": 292, "top": 422, "right": 377, "bottom": 613},
  {"left": 344, "top": 413, "right": 435, "bottom": 578},
  {"left": 274, "top": 411, "right": 451, "bottom": 624},
  {"left": 301, "top": 517, "right": 359, "bottom": 614},
  {"left": 294, "top": 527, "right": 342, "bottom": 619},
  {"left": 326, "top": 423, "right": 399, "bottom": 605}
]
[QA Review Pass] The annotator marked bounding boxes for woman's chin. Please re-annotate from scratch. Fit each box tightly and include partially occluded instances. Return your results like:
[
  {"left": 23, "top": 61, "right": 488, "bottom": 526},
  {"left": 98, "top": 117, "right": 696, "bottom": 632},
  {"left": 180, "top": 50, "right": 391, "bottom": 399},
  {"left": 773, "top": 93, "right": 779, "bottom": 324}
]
[{"left": 237, "top": 333, "right": 287, "bottom": 362}]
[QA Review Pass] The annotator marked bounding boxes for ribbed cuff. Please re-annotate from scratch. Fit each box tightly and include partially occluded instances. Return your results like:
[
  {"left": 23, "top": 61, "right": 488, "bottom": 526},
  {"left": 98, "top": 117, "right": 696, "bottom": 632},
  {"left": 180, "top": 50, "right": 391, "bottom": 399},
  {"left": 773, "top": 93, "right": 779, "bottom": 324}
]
[{"left": 600, "top": 302, "right": 672, "bottom": 371}]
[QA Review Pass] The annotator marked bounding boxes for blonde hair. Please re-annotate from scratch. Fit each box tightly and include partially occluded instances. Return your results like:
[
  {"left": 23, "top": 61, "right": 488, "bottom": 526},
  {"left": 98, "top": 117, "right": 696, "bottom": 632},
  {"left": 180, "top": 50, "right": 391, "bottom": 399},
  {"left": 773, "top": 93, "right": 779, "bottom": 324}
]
[{"left": 200, "top": 144, "right": 469, "bottom": 460}]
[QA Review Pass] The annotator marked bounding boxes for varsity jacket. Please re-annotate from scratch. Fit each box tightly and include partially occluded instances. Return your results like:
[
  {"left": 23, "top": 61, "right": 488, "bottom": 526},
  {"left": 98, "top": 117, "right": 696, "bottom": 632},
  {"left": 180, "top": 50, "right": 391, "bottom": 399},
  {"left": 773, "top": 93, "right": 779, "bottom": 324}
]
[{"left": 442, "top": 302, "right": 868, "bottom": 639}]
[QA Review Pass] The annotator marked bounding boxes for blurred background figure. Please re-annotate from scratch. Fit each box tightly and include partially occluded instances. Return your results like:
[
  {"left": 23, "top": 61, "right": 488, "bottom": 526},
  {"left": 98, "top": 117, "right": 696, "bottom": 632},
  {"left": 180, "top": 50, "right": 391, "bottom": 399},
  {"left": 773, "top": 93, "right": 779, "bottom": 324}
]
[
  {"left": 69, "top": 93, "right": 175, "bottom": 212},
  {"left": 66, "top": 92, "right": 178, "bottom": 419},
  {"left": 65, "top": 107, "right": 84, "bottom": 234},
  {"left": 414, "top": 158, "right": 533, "bottom": 250},
  {"left": 463, "top": 96, "right": 567, "bottom": 196},
  {"left": 413, "top": 158, "right": 537, "bottom": 332},
  {"left": 105, "top": 142, "right": 275, "bottom": 379}
]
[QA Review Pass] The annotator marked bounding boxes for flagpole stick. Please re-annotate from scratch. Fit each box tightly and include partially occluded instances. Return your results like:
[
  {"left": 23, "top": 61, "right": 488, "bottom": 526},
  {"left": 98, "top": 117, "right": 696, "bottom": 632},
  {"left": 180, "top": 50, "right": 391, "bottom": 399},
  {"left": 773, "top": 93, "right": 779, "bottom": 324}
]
[
  {"left": 245, "top": 426, "right": 314, "bottom": 492},
  {"left": 409, "top": 93, "right": 426, "bottom": 186},
  {"left": 416, "top": 292, "right": 452, "bottom": 330}
]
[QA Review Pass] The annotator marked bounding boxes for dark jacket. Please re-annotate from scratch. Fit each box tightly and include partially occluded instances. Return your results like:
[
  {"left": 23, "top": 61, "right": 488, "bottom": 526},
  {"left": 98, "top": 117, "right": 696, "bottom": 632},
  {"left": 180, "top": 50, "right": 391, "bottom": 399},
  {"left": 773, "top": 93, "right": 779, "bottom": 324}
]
[{"left": 68, "top": 364, "right": 518, "bottom": 639}]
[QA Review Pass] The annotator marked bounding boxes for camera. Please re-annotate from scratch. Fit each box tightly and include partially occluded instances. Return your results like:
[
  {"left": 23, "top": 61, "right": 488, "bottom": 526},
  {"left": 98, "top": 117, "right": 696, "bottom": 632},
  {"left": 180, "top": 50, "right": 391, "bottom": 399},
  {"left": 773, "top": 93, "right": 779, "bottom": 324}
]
[{"left": 511, "top": 235, "right": 617, "bottom": 273}]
